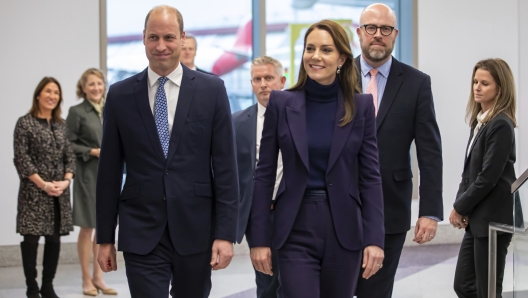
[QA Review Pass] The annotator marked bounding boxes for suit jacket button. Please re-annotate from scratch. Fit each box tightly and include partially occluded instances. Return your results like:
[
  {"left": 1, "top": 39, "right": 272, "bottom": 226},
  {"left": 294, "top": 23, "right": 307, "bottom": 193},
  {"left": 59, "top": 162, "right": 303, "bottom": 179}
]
[
  {"left": 165, "top": 171, "right": 169, "bottom": 176},
  {"left": 163, "top": 197, "right": 166, "bottom": 200},
  {"left": 328, "top": 183, "right": 333, "bottom": 186},
  {"left": 464, "top": 178, "right": 469, "bottom": 184}
]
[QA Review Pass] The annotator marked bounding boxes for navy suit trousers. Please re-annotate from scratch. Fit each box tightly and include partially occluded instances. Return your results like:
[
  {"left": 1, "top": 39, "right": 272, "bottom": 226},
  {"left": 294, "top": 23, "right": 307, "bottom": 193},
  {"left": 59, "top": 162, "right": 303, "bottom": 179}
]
[
  {"left": 123, "top": 226, "right": 212, "bottom": 298},
  {"left": 277, "top": 192, "right": 362, "bottom": 297}
]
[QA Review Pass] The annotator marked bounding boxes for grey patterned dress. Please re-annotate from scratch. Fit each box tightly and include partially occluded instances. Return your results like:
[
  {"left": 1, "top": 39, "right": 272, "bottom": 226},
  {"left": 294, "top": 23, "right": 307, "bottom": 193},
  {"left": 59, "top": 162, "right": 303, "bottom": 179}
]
[{"left": 13, "top": 114, "right": 75, "bottom": 235}]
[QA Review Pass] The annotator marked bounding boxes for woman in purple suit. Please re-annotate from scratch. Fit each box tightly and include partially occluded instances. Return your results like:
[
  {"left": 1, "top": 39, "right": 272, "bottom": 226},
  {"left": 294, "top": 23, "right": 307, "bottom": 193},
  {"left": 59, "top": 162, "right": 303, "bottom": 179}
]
[{"left": 248, "top": 20, "right": 385, "bottom": 297}]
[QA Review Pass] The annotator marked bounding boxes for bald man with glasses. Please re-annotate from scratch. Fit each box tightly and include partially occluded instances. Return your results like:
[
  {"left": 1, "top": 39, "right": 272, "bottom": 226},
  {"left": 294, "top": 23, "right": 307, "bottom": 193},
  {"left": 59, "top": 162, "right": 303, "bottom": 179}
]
[{"left": 354, "top": 4, "right": 443, "bottom": 298}]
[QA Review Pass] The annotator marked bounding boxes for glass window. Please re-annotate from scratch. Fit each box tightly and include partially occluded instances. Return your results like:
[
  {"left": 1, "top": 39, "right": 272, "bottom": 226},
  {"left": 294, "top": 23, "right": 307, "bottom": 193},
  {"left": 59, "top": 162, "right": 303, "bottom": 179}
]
[
  {"left": 107, "top": 0, "right": 253, "bottom": 113},
  {"left": 265, "top": 0, "right": 399, "bottom": 88},
  {"left": 106, "top": 0, "right": 408, "bottom": 112}
]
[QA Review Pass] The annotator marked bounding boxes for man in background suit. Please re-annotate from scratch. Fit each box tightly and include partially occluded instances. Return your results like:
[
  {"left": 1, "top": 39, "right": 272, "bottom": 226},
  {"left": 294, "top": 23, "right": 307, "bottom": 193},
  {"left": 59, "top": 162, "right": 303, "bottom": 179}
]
[
  {"left": 233, "top": 56, "right": 285, "bottom": 298},
  {"left": 181, "top": 34, "right": 213, "bottom": 75},
  {"left": 354, "top": 4, "right": 443, "bottom": 298},
  {"left": 96, "top": 5, "right": 238, "bottom": 297}
]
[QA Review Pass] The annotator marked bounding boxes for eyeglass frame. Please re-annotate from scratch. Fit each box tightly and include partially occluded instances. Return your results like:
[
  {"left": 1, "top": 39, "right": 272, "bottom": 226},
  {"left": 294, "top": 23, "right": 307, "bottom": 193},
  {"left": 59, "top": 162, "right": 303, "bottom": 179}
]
[{"left": 360, "top": 24, "right": 396, "bottom": 36}]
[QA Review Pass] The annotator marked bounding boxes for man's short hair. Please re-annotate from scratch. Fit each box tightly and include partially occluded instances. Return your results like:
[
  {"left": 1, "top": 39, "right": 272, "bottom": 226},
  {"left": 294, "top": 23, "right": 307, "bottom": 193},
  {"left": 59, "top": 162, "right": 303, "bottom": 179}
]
[
  {"left": 185, "top": 33, "right": 197, "bottom": 50},
  {"left": 144, "top": 5, "right": 184, "bottom": 35},
  {"left": 251, "top": 56, "right": 283, "bottom": 78}
]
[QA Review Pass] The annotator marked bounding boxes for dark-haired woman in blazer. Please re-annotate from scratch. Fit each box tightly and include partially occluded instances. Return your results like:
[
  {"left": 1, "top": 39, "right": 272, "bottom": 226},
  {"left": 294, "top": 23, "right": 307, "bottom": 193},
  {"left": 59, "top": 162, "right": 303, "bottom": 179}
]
[
  {"left": 451, "top": 58, "right": 517, "bottom": 298},
  {"left": 248, "top": 20, "right": 385, "bottom": 297}
]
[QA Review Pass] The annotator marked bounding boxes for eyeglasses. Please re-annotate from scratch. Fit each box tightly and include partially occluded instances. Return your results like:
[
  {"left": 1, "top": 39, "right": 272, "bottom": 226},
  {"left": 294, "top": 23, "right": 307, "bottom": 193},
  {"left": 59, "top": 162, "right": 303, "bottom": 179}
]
[{"left": 361, "top": 24, "right": 395, "bottom": 36}]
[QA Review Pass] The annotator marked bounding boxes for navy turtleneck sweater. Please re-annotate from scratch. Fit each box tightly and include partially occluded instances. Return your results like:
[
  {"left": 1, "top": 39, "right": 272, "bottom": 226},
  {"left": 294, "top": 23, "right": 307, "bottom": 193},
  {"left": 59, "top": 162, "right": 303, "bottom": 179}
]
[{"left": 305, "top": 77, "right": 338, "bottom": 189}]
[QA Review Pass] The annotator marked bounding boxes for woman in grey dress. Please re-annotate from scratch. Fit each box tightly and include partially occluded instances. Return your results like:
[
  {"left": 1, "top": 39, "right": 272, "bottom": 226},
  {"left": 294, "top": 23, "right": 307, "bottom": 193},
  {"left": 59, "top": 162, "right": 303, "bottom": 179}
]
[
  {"left": 14, "top": 77, "right": 75, "bottom": 298},
  {"left": 66, "top": 69, "right": 116, "bottom": 296}
]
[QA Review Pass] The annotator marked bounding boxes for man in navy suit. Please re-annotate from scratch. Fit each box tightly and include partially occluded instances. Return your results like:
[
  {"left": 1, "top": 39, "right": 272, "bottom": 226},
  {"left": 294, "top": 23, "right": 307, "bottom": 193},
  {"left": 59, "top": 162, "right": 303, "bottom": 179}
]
[
  {"left": 354, "top": 4, "right": 443, "bottom": 298},
  {"left": 95, "top": 5, "right": 238, "bottom": 297},
  {"left": 233, "top": 56, "right": 286, "bottom": 298}
]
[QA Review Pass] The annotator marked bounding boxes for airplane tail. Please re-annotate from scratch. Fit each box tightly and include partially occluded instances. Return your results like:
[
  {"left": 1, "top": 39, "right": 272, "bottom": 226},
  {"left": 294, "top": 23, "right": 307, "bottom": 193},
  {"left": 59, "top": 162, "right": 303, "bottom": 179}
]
[{"left": 211, "top": 20, "right": 252, "bottom": 76}]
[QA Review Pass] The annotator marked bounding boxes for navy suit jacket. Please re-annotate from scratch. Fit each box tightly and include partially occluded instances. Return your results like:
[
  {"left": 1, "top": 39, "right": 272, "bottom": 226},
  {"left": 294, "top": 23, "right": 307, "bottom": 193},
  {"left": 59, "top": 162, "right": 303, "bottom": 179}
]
[
  {"left": 96, "top": 64, "right": 239, "bottom": 256},
  {"left": 232, "top": 104, "right": 284, "bottom": 243},
  {"left": 248, "top": 89, "right": 385, "bottom": 251},
  {"left": 355, "top": 57, "right": 443, "bottom": 234}
]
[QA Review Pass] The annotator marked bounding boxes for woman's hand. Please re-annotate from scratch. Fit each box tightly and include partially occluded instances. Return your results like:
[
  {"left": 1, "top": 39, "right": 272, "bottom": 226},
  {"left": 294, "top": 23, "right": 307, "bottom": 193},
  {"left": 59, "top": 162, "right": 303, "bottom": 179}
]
[
  {"left": 41, "top": 182, "right": 63, "bottom": 197},
  {"left": 362, "top": 245, "right": 384, "bottom": 279},
  {"left": 449, "top": 209, "right": 468, "bottom": 229},
  {"left": 90, "top": 148, "right": 101, "bottom": 158},
  {"left": 250, "top": 247, "right": 273, "bottom": 276},
  {"left": 52, "top": 180, "right": 70, "bottom": 191}
]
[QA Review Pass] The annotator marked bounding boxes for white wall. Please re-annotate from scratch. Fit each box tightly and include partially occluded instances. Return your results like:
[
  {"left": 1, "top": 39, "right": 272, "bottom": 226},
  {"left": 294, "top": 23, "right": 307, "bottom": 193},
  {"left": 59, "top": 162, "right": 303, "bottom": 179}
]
[
  {"left": 519, "top": 1, "right": 528, "bottom": 173},
  {"left": 417, "top": 0, "right": 527, "bottom": 224},
  {"left": 0, "top": 1, "right": 100, "bottom": 246}
]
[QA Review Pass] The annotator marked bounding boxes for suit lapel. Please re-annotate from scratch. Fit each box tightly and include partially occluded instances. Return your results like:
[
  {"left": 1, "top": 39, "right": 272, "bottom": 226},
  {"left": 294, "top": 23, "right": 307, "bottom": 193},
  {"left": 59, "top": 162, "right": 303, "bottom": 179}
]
[
  {"left": 376, "top": 58, "right": 403, "bottom": 130},
  {"left": 244, "top": 105, "right": 258, "bottom": 172},
  {"left": 166, "top": 66, "right": 195, "bottom": 166},
  {"left": 134, "top": 68, "right": 165, "bottom": 163},
  {"left": 326, "top": 88, "right": 354, "bottom": 174},
  {"left": 464, "top": 124, "right": 487, "bottom": 167},
  {"left": 355, "top": 57, "right": 363, "bottom": 90},
  {"left": 355, "top": 56, "right": 404, "bottom": 131},
  {"left": 286, "top": 90, "right": 309, "bottom": 172}
]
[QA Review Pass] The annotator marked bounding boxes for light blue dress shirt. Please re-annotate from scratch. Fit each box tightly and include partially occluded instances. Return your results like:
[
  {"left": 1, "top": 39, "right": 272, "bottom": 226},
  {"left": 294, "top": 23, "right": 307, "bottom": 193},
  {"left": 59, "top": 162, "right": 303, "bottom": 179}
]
[{"left": 360, "top": 55, "right": 392, "bottom": 109}]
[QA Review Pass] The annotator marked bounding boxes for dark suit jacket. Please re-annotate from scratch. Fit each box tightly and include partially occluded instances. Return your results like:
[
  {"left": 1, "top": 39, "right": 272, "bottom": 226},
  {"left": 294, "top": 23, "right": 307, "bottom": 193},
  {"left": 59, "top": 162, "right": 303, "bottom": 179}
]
[
  {"left": 196, "top": 67, "right": 215, "bottom": 76},
  {"left": 232, "top": 104, "right": 284, "bottom": 243},
  {"left": 454, "top": 113, "right": 516, "bottom": 237},
  {"left": 355, "top": 56, "right": 443, "bottom": 234},
  {"left": 96, "top": 64, "right": 239, "bottom": 256},
  {"left": 248, "top": 90, "right": 385, "bottom": 251}
]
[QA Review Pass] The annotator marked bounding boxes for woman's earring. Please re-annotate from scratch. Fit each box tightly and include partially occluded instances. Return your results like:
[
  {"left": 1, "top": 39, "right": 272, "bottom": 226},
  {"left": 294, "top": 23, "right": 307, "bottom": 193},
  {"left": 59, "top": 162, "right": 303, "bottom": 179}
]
[{"left": 337, "top": 65, "right": 342, "bottom": 74}]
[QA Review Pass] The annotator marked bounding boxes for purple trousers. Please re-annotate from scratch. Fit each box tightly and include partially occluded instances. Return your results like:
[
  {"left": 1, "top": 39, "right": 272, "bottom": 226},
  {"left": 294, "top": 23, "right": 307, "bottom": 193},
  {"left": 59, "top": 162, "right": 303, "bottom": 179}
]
[{"left": 277, "top": 190, "right": 362, "bottom": 298}]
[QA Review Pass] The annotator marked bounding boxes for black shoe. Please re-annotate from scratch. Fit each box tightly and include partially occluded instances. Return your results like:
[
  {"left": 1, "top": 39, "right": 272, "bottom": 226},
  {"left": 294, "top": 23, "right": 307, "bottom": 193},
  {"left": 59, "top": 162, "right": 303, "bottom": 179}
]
[
  {"left": 20, "top": 241, "right": 41, "bottom": 298},
  {"left": 40, "top": 241, "right": 60, "bottom": 298}
]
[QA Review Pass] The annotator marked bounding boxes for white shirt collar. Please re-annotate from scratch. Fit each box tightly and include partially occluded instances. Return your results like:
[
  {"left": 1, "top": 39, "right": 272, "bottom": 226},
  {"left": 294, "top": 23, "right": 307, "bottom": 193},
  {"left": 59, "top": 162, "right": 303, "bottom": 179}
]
[
  {"left": 257, "top": 102, "right": 266, "bottom": 118},
  {"left": 477, "top": 109, "right": 490, "bottom": 124},
  {"left": 147, "top": 63, "right": 183, "bottom": 88}
]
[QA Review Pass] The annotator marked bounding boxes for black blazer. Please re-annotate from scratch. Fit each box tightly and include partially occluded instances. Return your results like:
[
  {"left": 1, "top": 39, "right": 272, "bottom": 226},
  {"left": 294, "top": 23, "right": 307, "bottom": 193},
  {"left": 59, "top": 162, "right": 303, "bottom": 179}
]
[
  {"left": 355, "top": 56, "right": 443, "bottom": 234},
  {"left": 232, "top": 104, "right": 284, "bottom": 243},
  {"left": 96, "top": 65, "right": 239, "bottom": 255},
  {"left": 454, "top": 113, "right": 516, "bottom": 237}
]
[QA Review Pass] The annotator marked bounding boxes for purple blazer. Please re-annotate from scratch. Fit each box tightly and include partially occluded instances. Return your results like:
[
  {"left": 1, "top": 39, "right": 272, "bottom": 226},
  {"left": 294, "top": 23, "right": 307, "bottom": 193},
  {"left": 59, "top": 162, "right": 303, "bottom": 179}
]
[{"left": 248, "top": 88, "right": 385, "bottom": 251}]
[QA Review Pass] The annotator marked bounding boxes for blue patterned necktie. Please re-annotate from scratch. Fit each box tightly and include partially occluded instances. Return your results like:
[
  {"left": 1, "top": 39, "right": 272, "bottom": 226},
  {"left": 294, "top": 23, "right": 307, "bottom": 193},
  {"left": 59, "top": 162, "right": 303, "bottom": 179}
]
[{"left": 154, "top": 76, "right": 170, "bottom": 158}]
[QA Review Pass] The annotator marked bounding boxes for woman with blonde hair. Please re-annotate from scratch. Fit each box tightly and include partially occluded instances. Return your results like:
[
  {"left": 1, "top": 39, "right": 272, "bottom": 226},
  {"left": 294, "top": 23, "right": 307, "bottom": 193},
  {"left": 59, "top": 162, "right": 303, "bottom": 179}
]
[
  {"left": 14, "top": 77, "right": 75, "bottom": 298},
  {"left": 451, "top": 58, "right": 517, "bottom": 298},
  {"left": 66, "top": 68, "right": 116, "bottom": 296},
  {"left": 249, "top": 20, "right": 384, "bottom": 297}
]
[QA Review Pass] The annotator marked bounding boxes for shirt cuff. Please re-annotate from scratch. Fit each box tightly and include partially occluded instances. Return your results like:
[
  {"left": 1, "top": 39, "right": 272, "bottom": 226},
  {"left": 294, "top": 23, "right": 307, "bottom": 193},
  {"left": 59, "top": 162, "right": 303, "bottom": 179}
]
[{"left": 421, "top": 216, "right": 441, "bottom": 222}]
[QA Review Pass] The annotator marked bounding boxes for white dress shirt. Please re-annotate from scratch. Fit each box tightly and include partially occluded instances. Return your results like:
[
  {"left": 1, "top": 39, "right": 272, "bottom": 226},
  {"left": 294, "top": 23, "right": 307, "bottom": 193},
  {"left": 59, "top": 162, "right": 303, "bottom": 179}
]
[
  {"left": 256, "top": 102, "right": 283, "bottom": 200},
  {"left": 147, "top": 64, "right": 183, "bottom": 134}
]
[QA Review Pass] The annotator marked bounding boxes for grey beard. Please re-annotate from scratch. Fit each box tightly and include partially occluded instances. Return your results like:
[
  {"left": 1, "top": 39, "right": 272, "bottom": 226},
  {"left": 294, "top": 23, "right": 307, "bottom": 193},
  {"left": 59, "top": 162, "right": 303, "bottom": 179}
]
[{"left": 364, "top": 46, "right": 392, "bottom": 62}]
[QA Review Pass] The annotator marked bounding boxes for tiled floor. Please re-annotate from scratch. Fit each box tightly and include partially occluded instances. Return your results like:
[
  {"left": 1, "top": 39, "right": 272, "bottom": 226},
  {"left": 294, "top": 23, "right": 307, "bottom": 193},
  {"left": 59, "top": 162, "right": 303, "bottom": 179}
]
[{"left": 0, "top": 244, "right": 524, "bottom": 298}]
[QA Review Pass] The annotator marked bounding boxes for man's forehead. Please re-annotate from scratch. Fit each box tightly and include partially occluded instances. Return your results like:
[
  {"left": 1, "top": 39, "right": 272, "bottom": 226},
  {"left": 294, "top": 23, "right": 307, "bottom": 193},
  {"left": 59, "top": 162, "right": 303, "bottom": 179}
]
[
  {"left": 251, "top": 65, "right": 277, "bottom": 76},
  {"left": 185, "top": 38, "right": 196, "bottom": 47}
]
